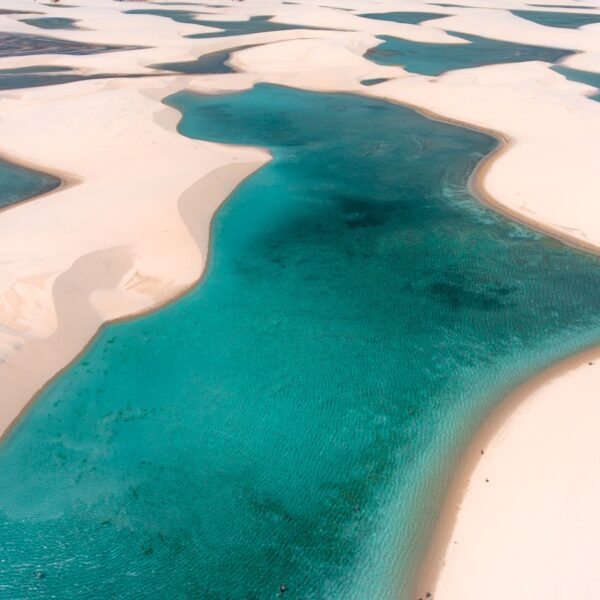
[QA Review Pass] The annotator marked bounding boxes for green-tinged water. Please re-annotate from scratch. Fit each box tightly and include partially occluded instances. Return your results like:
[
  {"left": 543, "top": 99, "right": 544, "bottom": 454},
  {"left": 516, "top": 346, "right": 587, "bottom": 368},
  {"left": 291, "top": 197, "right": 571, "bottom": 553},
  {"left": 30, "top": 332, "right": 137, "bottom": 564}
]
[
  {"left": 359, "top": 11, "right": 449, "bottom": 25},
  {"left": 512, "top": 8, "right": 600, "bottom": 28},
  {"left": 0, "top": 158, "right": 59, "bottom": 209},
  {"left": 2, "top": 85, "right": 600, "bottom": 600},
  {"left": 552, "top": 64, "right": 600, "bottom": 101},
  {"left": 367, "top": 31, "right": 573, "bottom": 76}
]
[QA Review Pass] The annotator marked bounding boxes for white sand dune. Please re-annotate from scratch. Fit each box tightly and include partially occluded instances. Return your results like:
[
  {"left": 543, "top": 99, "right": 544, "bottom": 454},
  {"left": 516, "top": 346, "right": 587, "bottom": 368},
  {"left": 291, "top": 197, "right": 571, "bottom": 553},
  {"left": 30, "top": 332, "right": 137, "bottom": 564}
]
[{"left": 0, "top": 0, "right": 600, "bottom": 597}]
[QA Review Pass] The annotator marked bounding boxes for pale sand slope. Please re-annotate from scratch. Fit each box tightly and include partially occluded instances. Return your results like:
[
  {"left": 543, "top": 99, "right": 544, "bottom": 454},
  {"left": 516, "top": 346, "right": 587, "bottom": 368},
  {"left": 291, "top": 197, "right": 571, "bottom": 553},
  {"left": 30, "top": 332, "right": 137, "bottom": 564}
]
[
  {"left": 0, "top": 75, "right": 269, "bottom": 435},
  {"left": 0, "top": 0, "right": 600, "bottom": 596},
  {"left": 421, "top": 350, "right": 600, "bottom": 600}
]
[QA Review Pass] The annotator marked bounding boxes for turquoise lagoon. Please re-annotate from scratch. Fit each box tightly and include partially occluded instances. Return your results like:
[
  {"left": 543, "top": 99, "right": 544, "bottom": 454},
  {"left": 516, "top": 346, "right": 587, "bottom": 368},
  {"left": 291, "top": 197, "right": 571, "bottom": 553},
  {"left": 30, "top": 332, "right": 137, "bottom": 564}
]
[
  {"left": 2, "top": 85, "right": 600, "bottom": 599},
  {"left": 0, "top": 158, "right": 59, "bottom": 209},
  {"left": 367, "top": 31, "right": 572, "bottom": 76}
]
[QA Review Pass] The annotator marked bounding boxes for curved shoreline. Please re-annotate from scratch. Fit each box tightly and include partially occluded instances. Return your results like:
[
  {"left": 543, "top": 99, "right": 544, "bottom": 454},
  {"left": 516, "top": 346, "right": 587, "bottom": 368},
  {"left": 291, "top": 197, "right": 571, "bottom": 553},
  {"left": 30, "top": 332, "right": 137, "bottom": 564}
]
[
  {"left": 0, "top": 82, "right": 268, "bottom": 442},
  {"left": 0, "top": 149, "right": 82, "bottom": 214},
  {"left": 1, "top": 70, "right": 599, "bottom": 600},
  {"left": 413, "top": 343, "right": 600, "bottom": 599}
]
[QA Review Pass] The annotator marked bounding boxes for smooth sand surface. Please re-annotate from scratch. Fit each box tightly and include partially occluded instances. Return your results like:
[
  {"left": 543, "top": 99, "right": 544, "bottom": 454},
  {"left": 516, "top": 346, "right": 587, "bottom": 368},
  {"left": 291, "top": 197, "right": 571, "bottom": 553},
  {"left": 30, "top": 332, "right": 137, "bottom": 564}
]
[
  {"left": 0, "top": 0, "right": 600, "bottom": 597},
  {"left": 417, "top": 348, "right": 600, "bottom": 600}
]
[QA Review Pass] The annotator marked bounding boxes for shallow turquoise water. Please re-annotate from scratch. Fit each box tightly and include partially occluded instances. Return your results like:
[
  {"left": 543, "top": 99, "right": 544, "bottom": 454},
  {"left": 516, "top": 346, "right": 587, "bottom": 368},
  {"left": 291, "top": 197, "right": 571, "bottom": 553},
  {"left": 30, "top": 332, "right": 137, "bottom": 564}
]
[
  {"left": 0, "top": 159, "right": 59, "bottom": 209},
  {"left": 2, "top": 85, "right": 600, "bottom": 599},
  {"left": 367, "top": 31, "right": 573, "bottom": 76},
  {"left": 21, "top": 17, "right": 79, "bottom": 30},
  {"left": 552, "top": 64, "right": 600, "bottom": 101},
  {"left": 359, "top": 11, "right": 449, "bottom": 25},
  {"left": 512, "top": 9, "right": 600, "bottom": 28}
]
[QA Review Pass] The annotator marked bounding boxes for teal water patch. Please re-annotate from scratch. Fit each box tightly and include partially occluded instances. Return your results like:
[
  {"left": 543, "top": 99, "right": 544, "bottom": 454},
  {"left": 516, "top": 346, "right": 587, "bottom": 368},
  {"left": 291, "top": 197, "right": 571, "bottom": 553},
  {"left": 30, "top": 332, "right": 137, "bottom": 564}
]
[
  {"left": 552, "top": 64, "right": 600, "bottom": 101},
  {"left": 361, "top": 77, "right": 390, "bottom": 86},
  {"left": 0, "top": 66, "right": 162, "bottom": 92},
  {"left": 2, "top": 84, "right": 600, "bottom": 599},
  {"left": 512, "top": 8, "right": 600, "bottom": 27},
  {"left": 151, "top": 45, "right": 255, "bottom": 74},
  {"left": 188, "top": 15, "right": 333, "bottom": 38},
  {"left": 126, "top": 9, "right": 328, "bottom": 37},
  {"left": 0, "top": 32, "right": 138, "bottom": 57},
  {"left": 21, "top": 17, "right": 79, "bottom": 29},
  {"left": 0, "top": 159, "right": 60, "bottom": 209},
  {"left": 529, "top": 3, "right": 598, "bottom": 8},
  {"left": 359, "top": 11, "right": 449, "bottom": 25},
  {"left": 367, "top": 31, "right": 573, "bottom": 76}
]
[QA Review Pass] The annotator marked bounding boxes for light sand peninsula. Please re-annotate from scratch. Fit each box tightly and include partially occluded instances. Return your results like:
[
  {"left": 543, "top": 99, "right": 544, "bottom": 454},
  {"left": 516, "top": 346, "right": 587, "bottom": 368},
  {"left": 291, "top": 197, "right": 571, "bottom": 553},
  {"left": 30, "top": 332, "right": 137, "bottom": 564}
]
[{"left": 1, "top": 0, "right": 600, "bottom": 597}]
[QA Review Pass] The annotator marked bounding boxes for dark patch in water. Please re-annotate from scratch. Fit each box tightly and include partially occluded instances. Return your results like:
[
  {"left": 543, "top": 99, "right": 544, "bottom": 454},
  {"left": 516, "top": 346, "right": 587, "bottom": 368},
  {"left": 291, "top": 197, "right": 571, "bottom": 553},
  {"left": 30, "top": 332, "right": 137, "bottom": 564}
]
[
  {"left": 0, "top": 31, "right": 140, "bottom": 58},
  {"left": 361, "top": 77, "right": 390, "bottom": 86}
]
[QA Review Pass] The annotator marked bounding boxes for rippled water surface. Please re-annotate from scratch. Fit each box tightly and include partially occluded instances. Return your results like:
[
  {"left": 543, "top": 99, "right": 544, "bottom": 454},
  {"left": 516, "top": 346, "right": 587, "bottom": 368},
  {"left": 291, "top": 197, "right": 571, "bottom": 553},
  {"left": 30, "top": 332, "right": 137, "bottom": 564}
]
[
  {"left": 0, "top": 31, "right": 138, "bottom": 58},
  {"left": 2, "top": 86, "right": 600, "bottom": 599}
]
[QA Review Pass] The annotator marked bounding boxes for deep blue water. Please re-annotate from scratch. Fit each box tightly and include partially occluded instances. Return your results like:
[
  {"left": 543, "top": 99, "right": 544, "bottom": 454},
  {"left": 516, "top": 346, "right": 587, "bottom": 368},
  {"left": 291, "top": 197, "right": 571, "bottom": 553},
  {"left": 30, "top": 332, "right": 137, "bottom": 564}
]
[
  {"left": 0, "top": 159, "right": 60, "bottom": 209},
  {"left": 366, "top": 31, "right": 573, "bottom": 76},
  {"left": 0, "top": 32, "right": 138, "bottom": 58},
  {"left": 359, "top": 11, "right": 449, "bottom": 25},
  {"left": 2, "top": 85, "right": 600, "bottom": 599},
  {"left": 552, "top": 64, "right": 600, "bottom": 101},
  {"left": 512, "top": 8, "right": 600, "bottom": 27},
  {"left": 20, "top": 17, "right": 79, "bottom": 30},
  {"left": 0, "top": 66, "right": 164, "bottom": 92}
]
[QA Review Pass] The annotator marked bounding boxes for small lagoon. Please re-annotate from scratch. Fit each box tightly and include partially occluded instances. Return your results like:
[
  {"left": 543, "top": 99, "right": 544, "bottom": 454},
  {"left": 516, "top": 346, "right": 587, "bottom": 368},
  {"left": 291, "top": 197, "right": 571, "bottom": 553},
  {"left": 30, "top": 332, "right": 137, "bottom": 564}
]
[
  {"left": 512, "top": 9, "right": 600, "bottom": 28},
  {"left": 367, "top": 31, "right": 572, "bottom": 76},
  {"left": 0, "top": 158, "right": 59, "bottom": 209}
]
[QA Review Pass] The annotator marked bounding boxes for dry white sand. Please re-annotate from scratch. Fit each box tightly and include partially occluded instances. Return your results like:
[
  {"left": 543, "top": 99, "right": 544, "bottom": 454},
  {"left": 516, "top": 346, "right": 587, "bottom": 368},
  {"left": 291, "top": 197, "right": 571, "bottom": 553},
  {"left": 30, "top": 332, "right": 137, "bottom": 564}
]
[
  {"left": 1, "top": 0, "right": 600, "bottom": 597},
  {"left": 418, "top": 349, "right": 600, "bottom": 600}
]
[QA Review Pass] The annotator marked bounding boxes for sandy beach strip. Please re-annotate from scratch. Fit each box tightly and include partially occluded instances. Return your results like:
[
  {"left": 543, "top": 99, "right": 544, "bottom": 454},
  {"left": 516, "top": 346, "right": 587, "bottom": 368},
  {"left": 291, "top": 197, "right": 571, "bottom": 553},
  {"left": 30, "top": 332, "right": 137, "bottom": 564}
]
[{"left": 416, "top": 346, "right": 600, "bottom": 600}]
